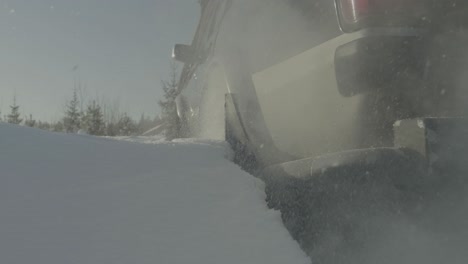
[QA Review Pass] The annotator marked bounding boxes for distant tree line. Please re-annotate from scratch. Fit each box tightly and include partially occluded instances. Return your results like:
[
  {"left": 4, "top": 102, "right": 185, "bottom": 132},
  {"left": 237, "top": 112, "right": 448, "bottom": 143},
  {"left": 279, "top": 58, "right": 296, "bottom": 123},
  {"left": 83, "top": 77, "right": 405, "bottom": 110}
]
[
  {"left": 0, "top": 62, "right": 180, "bottom": 139},
  {"left": 0, "top": 92, "right": 162, "bottom": 137}
]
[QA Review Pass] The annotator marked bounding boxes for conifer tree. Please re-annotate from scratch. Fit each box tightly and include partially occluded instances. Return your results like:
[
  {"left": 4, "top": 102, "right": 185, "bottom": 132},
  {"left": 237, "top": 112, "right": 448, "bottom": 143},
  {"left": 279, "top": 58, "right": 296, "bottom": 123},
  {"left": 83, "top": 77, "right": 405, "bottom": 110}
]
[
  {"left": 7, "top": 96, "right": 22, "bottom": 125},
  {"left": 52, "top": 121, "right": 64, "bottom": 132},
  {"left": 83, "top": 100, "right": 105, "bottom": 136},
  {"left": 24, "top": 114, "right": 36, "bottom": 127},
  {"left": 63, "top": 89, "right": 81, "bottom": 133},
  {"left": 117, "top": 113, "right": 137, "bottom": 136},
  {"left": 37, "top": 121, "right": 51, "bottom": 131},
  {"left": 106, "top": 122, "right": 118, "bottom": 137},
  {"left": 158, "top": 62, "right": 180, "bottom": 140}
]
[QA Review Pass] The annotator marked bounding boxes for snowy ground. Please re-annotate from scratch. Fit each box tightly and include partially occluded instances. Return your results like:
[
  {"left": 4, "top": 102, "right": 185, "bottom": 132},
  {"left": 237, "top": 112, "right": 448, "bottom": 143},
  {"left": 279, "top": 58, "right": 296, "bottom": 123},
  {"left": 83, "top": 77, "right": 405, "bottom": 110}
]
[{"left": 0, "top": 123, "right": 309, "bottom": 264}]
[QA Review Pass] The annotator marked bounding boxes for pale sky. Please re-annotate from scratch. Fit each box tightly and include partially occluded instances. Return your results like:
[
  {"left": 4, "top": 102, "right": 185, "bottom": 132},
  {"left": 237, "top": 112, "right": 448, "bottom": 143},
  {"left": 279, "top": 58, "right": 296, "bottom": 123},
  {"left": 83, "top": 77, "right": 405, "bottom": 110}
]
[{"left": 0, "top": 0, "right": 199, "bottom": 121}]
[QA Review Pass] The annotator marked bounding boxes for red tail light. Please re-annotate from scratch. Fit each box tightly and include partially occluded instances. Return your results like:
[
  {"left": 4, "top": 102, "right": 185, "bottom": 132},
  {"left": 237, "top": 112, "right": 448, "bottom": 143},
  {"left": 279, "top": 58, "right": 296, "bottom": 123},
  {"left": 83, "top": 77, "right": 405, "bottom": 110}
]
[
  {"left": 336, "top": 0, "right": 435, "bottom": 32},
  {"left": 338, "top": 0, "right": 369, "bottom": 24}
]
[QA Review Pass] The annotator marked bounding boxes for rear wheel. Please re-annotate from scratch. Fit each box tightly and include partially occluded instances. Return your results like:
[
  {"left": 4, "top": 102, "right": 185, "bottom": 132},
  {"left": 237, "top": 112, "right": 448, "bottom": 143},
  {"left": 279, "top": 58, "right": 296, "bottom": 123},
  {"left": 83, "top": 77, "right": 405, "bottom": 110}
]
[{"left": 225, "top": 93, "right": 259, "bottom": 173}]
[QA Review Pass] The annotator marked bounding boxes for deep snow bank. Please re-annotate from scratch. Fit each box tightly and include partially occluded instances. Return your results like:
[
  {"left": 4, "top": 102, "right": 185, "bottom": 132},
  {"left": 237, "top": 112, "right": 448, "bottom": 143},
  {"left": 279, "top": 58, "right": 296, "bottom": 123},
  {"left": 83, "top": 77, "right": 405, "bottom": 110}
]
[{"left": 0, "top": 123, "right": 309, "bottom": 264}]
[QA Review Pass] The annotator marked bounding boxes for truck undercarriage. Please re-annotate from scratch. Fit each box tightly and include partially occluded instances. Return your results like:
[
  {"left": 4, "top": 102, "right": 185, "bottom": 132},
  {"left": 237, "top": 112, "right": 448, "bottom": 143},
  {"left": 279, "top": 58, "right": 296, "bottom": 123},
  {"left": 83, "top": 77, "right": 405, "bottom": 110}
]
[{"left": 261, "top": 118, "right": 468, "bottom": 263}]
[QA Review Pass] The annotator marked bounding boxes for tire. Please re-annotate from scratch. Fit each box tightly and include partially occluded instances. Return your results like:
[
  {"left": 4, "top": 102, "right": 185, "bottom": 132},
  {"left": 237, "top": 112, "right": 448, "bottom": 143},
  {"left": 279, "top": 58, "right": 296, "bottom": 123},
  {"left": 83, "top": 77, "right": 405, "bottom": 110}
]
[{"left": 224, "top": 93, "right": 259, "bottom": 174}]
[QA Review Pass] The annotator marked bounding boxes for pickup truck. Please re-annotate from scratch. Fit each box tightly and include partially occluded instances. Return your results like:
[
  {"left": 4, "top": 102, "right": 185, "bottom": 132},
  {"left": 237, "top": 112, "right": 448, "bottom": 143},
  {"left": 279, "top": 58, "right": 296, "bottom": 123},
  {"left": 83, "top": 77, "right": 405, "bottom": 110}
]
[{"left": 173, "top": 1, "right": 468, "bottom": 263}]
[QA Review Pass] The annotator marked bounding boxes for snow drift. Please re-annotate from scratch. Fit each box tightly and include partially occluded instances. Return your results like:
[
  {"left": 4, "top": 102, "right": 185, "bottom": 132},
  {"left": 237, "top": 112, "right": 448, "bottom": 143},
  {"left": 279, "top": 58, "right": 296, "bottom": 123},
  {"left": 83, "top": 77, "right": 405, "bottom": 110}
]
[{"left": 0, "top": 123, "right": 309, "bottom": 264}]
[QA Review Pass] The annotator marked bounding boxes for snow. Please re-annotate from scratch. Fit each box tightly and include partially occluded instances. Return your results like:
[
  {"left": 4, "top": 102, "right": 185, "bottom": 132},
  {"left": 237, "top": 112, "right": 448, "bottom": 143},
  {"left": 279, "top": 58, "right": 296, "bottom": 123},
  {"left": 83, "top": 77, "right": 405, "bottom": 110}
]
[
  {"left": 417, "top": 119, "right": 425, "bottom": 129},
  {"left": 0, "top": 123, "right": 309, "bottom": 264},
  {"left": 77, "top": 128, "right": 87, "bottom": 135}
]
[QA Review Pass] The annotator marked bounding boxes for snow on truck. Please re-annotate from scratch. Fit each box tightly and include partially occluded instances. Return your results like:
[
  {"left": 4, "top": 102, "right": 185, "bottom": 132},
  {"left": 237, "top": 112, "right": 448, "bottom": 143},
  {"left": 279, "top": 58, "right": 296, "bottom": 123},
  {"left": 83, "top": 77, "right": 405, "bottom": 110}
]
[{"left": 173, "top": 0, "right": 468, "bottom": 263}]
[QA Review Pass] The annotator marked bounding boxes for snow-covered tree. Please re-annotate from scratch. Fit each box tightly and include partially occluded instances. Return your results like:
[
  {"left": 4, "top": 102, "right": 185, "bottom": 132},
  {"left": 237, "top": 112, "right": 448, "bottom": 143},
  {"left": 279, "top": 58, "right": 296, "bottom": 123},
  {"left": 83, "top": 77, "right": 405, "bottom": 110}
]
[
  {"left": 63, "top": 89, "right": 81, "bottom": 133},
  {"left": 117, "top": 113, "right": 137, "bottom": 136},
  {"left": 82, "top": 100, "right": 105, "bottom": 136},
  {"left": 7, "top": 96, "right": 23, "bottom": 125},
  {"left": 158, "top": 62, "right": 180, "bottom": 140}
]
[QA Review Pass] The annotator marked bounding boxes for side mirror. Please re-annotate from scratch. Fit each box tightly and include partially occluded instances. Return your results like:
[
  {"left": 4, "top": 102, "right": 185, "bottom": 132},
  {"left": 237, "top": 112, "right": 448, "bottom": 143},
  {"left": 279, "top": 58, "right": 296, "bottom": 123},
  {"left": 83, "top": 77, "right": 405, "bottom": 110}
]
[{"left": 172, "top": 44, "right": 199, "bottom": 64}]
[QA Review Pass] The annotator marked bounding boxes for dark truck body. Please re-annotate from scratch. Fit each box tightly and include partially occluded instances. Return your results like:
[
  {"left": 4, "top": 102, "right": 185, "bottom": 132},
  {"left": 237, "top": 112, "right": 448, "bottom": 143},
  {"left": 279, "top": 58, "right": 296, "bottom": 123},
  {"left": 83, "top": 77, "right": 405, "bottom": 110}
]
[{"left": 174, "top": 0, "right": 468, "bottom": 262}]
